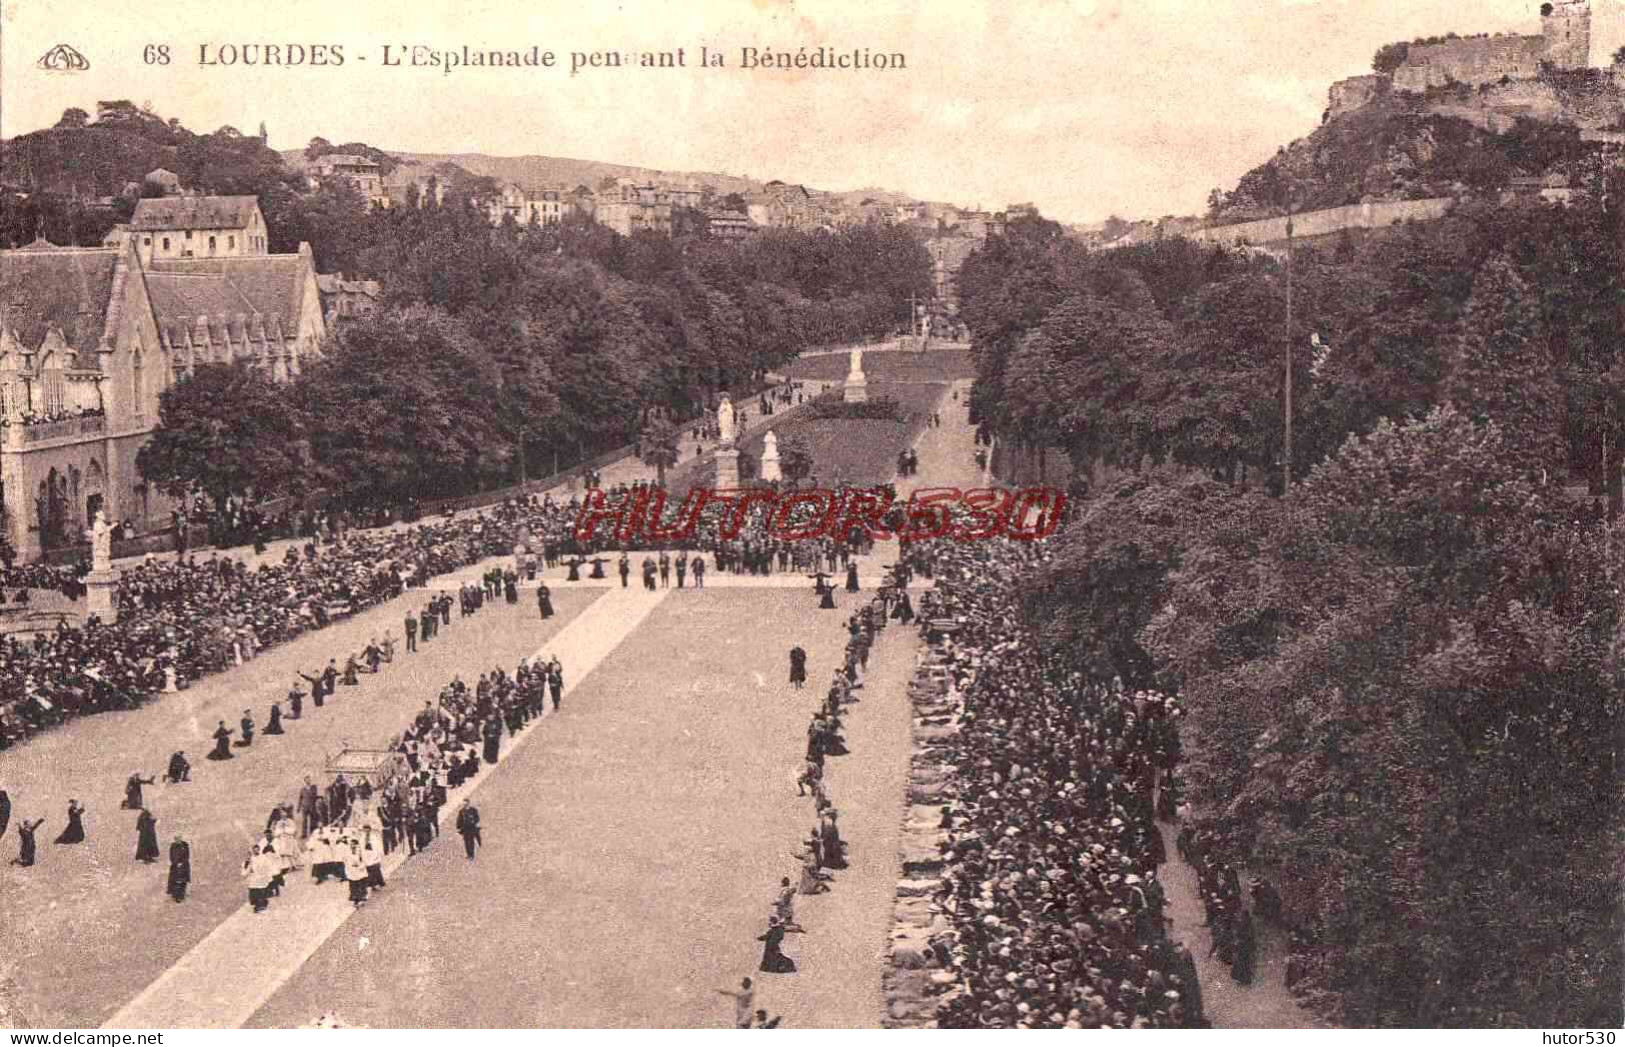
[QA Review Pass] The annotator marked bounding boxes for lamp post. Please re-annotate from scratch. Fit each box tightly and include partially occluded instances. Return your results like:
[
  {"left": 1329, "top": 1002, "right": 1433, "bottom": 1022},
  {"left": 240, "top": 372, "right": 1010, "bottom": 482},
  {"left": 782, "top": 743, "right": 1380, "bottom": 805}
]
[{"left": 1283, "top": 196, "right": 1296, "bottom": 496}]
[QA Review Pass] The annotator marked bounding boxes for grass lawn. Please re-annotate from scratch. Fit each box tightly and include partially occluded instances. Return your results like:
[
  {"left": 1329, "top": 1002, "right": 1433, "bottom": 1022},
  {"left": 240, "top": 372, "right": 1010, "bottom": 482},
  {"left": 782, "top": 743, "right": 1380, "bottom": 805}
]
[
  {"left": 669, "top": 382, "right": 947, "bottom": 493},
  {"left": 782, "top": 349, "right": 975, "bottom": 384}
]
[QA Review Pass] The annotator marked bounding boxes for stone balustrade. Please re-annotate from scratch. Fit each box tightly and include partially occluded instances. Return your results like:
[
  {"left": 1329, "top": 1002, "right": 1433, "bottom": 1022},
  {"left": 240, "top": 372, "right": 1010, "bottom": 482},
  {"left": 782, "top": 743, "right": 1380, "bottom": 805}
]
[{"left": 1, "top": 414, "right": 107, "bottom": 448}]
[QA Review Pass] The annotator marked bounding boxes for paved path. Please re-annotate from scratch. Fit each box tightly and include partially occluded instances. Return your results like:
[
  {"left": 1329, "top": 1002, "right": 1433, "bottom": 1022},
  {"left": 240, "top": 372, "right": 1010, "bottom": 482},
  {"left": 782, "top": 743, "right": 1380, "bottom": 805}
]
[
  {"left": 6, "top": 367, "right": 972, "bottom": 1029},
  {"left": 1156, "top": 821, "right": 1320, "bottom": 1028},
  {"left": 0, "top": 580, "right": 598, "bottom": 1028},
  {"left": 108, "top": 584, "right": 669, "bottom": 1028}
]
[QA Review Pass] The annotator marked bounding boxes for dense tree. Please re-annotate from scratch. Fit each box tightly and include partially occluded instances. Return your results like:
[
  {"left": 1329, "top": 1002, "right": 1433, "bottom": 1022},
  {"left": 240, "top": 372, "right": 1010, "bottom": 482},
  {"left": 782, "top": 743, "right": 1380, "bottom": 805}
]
[
  {"left": 136, "top": 363, "right": 307, "bottom": 506},
  {"left": 1443, "top": 252, "right": 1563, "bottom": 469},
  {"left": 1146, "top": 408, "right": 1622, "bottom": 1027},
  {"left": 296, "top": 308, "right": 508, "bottom": 503},
  {"left": 637, "top": 407, "right": 682, "bottom": 488},
  {"left": 778, "top": 434, "right": 814, "bottom": 486}
]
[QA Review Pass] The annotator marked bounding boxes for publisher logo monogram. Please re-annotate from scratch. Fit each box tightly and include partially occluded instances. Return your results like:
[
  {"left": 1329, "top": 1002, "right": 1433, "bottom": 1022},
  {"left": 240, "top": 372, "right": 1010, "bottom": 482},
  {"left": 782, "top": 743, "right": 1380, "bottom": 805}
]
[{"left": 37, "top": 44, "right": 90, "bottom": 72}]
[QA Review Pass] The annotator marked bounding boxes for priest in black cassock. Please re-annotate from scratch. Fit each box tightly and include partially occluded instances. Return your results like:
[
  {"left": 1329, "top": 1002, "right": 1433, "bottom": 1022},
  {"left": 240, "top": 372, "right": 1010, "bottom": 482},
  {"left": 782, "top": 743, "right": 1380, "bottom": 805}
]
[
  {"left": 167, "top": 835, "right": 191, "bottom": 902},
  {"left": 135, "top": 807, "right": 160, "bottom": 863},
  {"left": 208, "top": 721, "right": 233, "bottom": 760},
  {"left": 482, "top": 716, "right": 502, "bottom": 765},
  {"left": 789, "top": 646, "right": 807, "bottom": 689}
]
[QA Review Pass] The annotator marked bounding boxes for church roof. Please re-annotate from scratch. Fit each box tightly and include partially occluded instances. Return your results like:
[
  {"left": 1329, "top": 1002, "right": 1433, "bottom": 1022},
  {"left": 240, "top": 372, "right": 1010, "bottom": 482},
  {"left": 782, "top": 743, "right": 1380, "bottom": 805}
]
[
  {"left": 131, "top": 195, "right": 261, "bottom": 232},
  {"left": 145, "top": 254, "right": 311, "bottom": 343},
  {"left": 0, "top": 245, "right": 121, "bottom": 353}
]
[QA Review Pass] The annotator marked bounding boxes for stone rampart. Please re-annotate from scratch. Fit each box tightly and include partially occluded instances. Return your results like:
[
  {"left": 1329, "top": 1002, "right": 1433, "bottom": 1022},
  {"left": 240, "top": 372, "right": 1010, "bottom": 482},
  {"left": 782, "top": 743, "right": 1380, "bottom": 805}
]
[
  {"left": 1393, "top": 35, "right": 1544, "bottom": 92},
  {"left": 1189, "top": 197, "right": 1457, "bottom": 249}
]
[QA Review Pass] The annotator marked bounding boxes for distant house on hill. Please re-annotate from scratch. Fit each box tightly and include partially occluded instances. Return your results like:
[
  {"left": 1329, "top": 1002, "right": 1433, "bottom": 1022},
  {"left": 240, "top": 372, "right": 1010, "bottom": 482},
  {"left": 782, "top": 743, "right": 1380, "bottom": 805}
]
[
  {"left": 120, "top": 195, "right": 269, "bottom": 265},
  {"left": 316, "top": 273, "right": 383, "bottom": 322},
  {"left": 308, "top": 154, "right": 388, "bottom": 208},
  {"left": 706, "top": 211, "right": 755, "bottom": 239},
  {"left": 144, "top": 168, "right": 182, "bottom": 195}
]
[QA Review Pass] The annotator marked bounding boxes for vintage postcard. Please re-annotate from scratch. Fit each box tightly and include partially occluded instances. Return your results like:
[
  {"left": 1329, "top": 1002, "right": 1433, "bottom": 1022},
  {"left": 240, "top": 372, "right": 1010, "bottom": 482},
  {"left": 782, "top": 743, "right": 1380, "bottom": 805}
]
[{"left": 0, "top": 0, "right": 1620, "bottom": 1035}]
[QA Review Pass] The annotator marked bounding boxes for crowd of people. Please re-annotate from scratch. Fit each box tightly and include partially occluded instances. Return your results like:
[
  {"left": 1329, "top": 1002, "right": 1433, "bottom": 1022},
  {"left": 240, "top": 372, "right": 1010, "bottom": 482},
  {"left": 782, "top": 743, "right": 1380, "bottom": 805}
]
[
  {"left": 0, "top": 403, "right": 107, "bottom": 428},
  {"left": 0, "top": 472, "right": 906, "bottom": 754},
  {"left": 902, "top": 535, "right": 1208, "bottom": 1029},
  {"left": 719, "top": 567, "right": 920, "bottom": 1027},
  {"left": 3, "top": 566, "right": 564, "bottom": 925},
  {"left": 243, "top": 618, "right": 564, "bottom": 914}
]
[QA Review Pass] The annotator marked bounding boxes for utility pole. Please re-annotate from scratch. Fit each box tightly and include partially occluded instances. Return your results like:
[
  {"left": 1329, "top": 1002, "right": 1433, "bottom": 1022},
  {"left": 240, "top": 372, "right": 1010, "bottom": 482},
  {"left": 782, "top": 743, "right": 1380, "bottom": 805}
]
[{"left": 1284, "top": 201, "right": 1295, "bottom": 496}]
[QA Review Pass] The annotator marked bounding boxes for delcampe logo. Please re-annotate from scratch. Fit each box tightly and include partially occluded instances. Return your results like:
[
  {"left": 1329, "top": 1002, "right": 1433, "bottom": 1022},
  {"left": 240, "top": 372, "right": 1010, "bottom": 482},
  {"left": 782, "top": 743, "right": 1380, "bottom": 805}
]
[{"left": 37, "top": 44, "right": 90, "bottom": 72}]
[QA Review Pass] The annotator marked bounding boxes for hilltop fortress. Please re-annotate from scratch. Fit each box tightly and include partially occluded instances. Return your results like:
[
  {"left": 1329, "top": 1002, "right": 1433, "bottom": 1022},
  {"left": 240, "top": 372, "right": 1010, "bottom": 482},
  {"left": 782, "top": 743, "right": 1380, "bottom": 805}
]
[{"left": 1329, "top": 0, "right": 1624, "bottom": 132}]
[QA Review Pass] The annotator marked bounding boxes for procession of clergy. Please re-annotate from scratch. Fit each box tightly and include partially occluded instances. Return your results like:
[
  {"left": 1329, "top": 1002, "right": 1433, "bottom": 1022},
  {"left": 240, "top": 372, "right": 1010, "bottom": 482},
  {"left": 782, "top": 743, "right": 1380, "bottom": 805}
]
[
  {"left": 3, "top": 553, "right": 556, "bottom": 915},
  {"left": 721, "top": 561, "right": 917, "bottom": 1029}
]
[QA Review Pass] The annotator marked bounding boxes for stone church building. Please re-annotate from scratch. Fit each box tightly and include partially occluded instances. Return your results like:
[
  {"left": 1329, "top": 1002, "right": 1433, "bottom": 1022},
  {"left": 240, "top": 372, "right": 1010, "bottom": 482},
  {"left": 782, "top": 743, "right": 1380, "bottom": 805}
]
[{"left": 0, "top": 196, "right": 324, "bottom": 562}]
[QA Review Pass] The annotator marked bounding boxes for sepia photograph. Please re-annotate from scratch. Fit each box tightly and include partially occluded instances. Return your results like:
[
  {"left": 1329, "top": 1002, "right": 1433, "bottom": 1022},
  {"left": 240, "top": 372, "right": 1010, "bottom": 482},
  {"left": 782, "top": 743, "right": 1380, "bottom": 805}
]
[{"left": 0, "top": 0, "right": 1622, "bottom": 1034}]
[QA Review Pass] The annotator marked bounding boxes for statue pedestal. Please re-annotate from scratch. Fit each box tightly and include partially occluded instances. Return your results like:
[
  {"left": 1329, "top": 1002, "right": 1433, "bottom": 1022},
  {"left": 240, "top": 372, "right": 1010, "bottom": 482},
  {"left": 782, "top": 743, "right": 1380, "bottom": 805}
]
[
  {"left": 843, "top": 374, "right": 868, "bottom": 403},
  {"left": 715, "top": 447, "right": 740, "bottom": 488},
  {"left": 85, "top": 569, "right": 119, "bottom": 624}
]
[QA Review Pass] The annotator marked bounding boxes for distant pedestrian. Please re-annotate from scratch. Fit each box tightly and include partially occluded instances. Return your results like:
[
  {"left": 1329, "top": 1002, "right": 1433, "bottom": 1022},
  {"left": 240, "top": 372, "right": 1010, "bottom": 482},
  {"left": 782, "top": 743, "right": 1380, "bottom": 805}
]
[
  {"left": 164, "top": 751, "right": 191, "bottom": 783},
  {"left": 135, "top": 807, "right": 160, "bottom": 863},
  {"left": 12, "top": 817, "right": 45, "bottom": 866},
  {"left": 455, "top": 800, "right": 481, "bottom": 859},
  {"left": 167, "top": 835, "right": 191, "bottom": 902},
  {"left": 54, "top": 799, "right": 86, "bottom": 845},
  {"left": 714, "top": 978, "right": 754, "bottom": 1028},
  {"left": 757, "top": 914, "right": 796, "bottom": 974},
  {"left": 123, "top": 772, "right": 155, "bottom": 810}
]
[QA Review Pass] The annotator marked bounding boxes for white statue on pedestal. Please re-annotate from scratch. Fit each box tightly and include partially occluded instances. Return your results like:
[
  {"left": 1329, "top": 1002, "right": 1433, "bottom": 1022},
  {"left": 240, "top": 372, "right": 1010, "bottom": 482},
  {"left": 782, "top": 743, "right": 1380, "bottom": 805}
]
[
  {"left": 848, "top": 347, "right": 865, "bottom": 378},
  {"left": 90, "top": 510, "right": 113, "bottom": 572},
  {"left": 717, "top": 395, "right": 737, "bottom": 447},
  {"left": 762, "top": 430, "right": 782, "bottom": 482}
]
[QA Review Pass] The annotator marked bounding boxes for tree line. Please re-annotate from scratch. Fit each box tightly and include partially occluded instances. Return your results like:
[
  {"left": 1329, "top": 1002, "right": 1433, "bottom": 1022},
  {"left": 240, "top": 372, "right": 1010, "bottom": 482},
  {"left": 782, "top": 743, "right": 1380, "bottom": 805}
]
[
  {"left": 137, "top": 188, "right": 931, "bottom": 509},
  {"left": 962, "top": 196, "right": 1624, "bottom": 1027}
]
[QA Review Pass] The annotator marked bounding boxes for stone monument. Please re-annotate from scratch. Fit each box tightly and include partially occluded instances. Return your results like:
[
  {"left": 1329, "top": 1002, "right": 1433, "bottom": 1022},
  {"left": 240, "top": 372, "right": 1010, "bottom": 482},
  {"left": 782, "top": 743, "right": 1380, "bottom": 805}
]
[
  {"left": 715, "top": 394, "right": 740, "bottom": 488},
  {"left": 843, "top": 346, "right": 868, "bottom": 404},
  {"left": 85, "top": 510, "right": 119, "bottom": 623},
  {"left": 761, "top": 430, "right": 782, "bottom": 482}
]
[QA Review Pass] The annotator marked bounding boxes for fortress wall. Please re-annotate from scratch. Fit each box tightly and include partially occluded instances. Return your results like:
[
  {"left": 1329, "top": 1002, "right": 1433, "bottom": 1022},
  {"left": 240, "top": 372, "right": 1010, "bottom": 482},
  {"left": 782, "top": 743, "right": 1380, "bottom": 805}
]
[
  {"left": 1190, "top": 198, "right": 1457, "bottom": 248},
  {"left": 1328, "top": 75, "right": 1386, "bottom": 117},
  {"left": 1393, "top": 36, "right": 1544, "bottom": 92}
]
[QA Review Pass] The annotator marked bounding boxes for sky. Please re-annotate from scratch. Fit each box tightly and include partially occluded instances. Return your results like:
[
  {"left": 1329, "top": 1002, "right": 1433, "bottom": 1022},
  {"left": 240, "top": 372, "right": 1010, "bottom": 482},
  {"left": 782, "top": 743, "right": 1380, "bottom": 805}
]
[{"left": 3, "top": 0, "right": 1622, "bottom": 224}]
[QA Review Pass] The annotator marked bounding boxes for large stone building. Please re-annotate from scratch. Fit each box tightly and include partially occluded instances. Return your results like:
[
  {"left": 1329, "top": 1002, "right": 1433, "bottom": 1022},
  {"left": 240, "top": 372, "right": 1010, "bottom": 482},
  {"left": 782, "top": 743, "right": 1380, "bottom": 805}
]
[
  {"left": 308, "top": 154, "right": 389, "bottom": 208},
  {"left": 746, "top": 182, "right": 830, "bottom": 231},
  {"left": 596, "top": 180, "right": 674, "bottom": 236},
  {"left": 484, "top": 183, "right": 572, "bottom": 227},
  {"left": 1, "top": 202, "right": 325, "bottom": 561},
  {"left": 125, "top": 195, "right": 270, "bottom": 265}
]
